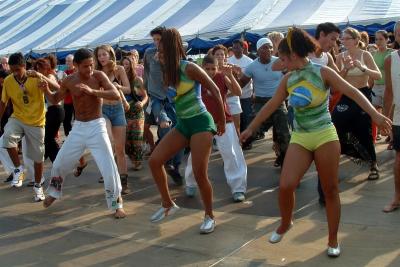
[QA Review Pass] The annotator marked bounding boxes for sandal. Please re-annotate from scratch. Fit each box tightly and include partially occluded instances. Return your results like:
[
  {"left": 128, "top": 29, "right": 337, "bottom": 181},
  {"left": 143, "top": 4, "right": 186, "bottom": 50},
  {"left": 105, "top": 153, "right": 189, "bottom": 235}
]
[
  {"left": 133, "top": 162, "right": 142, "bottom": 171},
  {"left": 367, "top": 167, "right": 380, "bottom": 180},
  {"left": 73, "top": 163, "right": 88, "bottom": 177},
  {"left": 383, "top": 202, "right": 400, "bottom": 213}
]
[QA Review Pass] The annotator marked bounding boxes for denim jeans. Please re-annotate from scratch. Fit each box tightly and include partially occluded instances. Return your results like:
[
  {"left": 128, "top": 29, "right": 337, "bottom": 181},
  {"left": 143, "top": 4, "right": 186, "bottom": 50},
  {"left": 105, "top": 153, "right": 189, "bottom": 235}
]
[
  {"left": 240, "top": 97, "right": 254, "bottom": 132},
  {"left": 149, "top": 96, "right": 183, "bottom": 168}
]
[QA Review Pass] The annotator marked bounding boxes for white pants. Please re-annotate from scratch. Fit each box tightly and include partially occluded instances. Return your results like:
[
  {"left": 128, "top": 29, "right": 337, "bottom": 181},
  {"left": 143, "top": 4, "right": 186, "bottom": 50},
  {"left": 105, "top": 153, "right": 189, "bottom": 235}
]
[
  {"left": 48, "top": 118, "right": 122, "bottom": 210},
  {"left": 0, "top": 136, "right": 35, "bottom": 180},
  {"left": 184, "top": 122, "right": 247, "bottom": 193}
]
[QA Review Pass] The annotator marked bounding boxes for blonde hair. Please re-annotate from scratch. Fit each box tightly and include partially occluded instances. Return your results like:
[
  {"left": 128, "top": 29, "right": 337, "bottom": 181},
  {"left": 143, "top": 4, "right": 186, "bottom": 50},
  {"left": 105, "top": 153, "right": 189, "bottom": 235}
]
[
  {"left": 94, "top": 45, "right": 116, "bottom": 71},
  {"left": 268, "top": 31, "right": 284, "bottom": 42},
  {"left": 343, "top": 27, "right": 363, "bottom": 48}
]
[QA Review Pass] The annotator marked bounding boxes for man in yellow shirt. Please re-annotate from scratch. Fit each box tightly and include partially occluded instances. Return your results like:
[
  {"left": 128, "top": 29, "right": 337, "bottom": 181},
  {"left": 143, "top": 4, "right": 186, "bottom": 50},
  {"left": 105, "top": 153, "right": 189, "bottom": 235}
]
[{"left": 0, "top": 52, "right": 49, "bottom": 202}]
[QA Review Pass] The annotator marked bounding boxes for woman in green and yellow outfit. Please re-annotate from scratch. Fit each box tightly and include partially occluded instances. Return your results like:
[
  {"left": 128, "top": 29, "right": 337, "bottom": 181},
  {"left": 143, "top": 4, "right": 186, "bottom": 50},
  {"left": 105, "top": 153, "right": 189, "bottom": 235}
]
[
  {"left": 241, "top": 27, "right": 392, "bottom": 257},
  {"left": 148, "top": 28, "right": 225, "bottom": 234},
  {"left": 121, "top": 56, "right": 148, "bottom": 171}
]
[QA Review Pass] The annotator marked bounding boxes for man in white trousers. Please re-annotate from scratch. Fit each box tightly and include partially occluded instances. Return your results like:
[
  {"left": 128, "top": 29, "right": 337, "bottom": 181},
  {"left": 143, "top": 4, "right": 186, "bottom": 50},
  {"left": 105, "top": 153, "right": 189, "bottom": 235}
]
[
  {"left": 42, "top": 48, "right": 126, "bottom": 218},
  {"left": 185, "top": 55, "right": 247, "bottom": 202}
]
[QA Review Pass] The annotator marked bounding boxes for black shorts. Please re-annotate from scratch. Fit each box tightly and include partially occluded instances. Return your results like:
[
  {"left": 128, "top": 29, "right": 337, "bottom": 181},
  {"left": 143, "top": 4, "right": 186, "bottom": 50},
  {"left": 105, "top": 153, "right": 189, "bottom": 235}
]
[{"left": 393, "top": 126, "right": 400, "bottom": 151}]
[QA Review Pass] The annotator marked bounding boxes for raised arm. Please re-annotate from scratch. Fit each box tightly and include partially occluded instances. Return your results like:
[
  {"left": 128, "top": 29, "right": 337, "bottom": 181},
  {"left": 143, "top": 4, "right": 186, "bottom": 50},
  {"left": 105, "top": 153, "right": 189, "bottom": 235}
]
[
  {"left": 221, "top": 65, "right": 242, "bottom": 96},
  {"left": 94, "top": 71, "right": 121, "bottom": 100},
  {"left": 186, "top": 62, "right": 225, "bottom": 135},
  {"left": 322, "top": 66, "right": 391, "bottom": 134},
  {"left": 27, "top": 70, "right": 60, "bottom": 91},
  {"left": 39, "top": 78, "right": 67, "bottom": 104}
]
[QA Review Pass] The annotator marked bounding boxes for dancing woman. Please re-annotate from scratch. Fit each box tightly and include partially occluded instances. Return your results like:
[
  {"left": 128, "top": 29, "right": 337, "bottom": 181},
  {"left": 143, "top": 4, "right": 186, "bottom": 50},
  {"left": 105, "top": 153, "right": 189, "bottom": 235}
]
[
  {"left": 148, "top": 28, "right": 225, "bottom": 234},
  {"left": 241, "top": 27, "right": 391, "bottom": 257}
]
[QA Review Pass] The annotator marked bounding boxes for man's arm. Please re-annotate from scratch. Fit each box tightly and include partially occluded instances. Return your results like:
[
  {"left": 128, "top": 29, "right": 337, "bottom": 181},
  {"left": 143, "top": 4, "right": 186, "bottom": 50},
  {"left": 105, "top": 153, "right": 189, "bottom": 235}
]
[
  {"left": 93, "top": 71, "right": 121, "bottom": 100},
  {"left": 383, "top": 56, "right": 393, "bottom": 118},
  {"left": 39, "top": 79, "right": 67, "bottom": 104}
]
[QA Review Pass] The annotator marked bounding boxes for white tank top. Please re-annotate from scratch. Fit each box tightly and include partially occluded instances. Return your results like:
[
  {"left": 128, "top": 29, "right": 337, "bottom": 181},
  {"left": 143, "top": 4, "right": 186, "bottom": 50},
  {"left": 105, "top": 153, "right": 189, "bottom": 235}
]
[
  {"left": 310, "top": 52, "right": 329, "bottom": 66},
  {"left": 391, "top": 51, "right": 400, "bottom": 125}
]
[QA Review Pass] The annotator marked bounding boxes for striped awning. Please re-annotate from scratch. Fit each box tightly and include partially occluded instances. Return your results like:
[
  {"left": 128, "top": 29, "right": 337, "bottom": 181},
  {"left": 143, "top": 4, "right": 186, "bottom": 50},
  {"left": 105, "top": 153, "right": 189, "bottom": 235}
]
[{"left": 0, "top": 0, "right": 399, "bottom": 55}]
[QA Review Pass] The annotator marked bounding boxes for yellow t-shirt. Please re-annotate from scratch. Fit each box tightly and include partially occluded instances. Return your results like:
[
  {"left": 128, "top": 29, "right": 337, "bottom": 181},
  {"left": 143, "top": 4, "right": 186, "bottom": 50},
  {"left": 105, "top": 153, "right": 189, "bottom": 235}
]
[{"left": 1, "top": 75, "right": 46, "bottom": 127}]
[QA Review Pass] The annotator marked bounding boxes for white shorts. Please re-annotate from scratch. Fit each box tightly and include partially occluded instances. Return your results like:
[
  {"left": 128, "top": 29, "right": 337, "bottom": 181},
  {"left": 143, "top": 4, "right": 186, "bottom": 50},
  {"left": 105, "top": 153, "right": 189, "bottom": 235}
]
[{"left": 226, "top": 96, "right": 242, "bottom": 115}]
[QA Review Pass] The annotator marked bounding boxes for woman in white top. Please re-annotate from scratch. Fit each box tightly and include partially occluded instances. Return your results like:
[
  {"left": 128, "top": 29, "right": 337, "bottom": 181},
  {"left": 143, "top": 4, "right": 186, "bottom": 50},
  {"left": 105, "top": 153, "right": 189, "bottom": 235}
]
[{"left": 333, "top": 27, "right": 382, "bottom": 180}]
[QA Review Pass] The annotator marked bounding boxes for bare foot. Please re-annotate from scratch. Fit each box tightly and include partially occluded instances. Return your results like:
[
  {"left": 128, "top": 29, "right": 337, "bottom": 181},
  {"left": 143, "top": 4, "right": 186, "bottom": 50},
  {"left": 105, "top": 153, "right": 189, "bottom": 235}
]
[
  {"left": 43, "top": 196, "right": 56, "bottom": 208},
  {"left": 114, "top": 208, "right": 126, "bottom": 219}
]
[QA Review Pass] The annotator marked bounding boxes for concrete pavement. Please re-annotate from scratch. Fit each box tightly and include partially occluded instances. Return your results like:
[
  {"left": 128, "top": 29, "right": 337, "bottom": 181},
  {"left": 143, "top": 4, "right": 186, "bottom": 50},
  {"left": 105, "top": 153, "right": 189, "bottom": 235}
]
[{"left": 0, "top": 134, "right": 399, "bottom": 267}]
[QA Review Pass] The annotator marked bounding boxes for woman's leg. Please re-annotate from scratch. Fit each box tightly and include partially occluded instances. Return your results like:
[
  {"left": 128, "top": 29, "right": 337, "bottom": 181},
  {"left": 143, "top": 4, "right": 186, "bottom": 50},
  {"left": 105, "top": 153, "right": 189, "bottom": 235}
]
[
  {"left": 148, "top": 129, "right": 188, "bottom": 208},
  {"left": 112, "top": 126, "right": 128, "bottom": 175},
  {"left": 190, "top": 131, "right": 214, "bottom": 217},
  {"left": 314, "top": 141, "right": 341, "bottom": 248},
  {"left": 277, "top": 144, "right": 313, "bottom": 234}
]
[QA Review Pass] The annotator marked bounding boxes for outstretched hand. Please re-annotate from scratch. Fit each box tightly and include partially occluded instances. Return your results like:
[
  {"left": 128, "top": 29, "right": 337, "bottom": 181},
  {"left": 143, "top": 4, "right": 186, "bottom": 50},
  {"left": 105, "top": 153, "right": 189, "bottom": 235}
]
[
  {"left": 240, "top": 128, "right": 253, "bottom": 144},
  {"left": 374, "top": 113, "right": 392, "bottom": 136}
]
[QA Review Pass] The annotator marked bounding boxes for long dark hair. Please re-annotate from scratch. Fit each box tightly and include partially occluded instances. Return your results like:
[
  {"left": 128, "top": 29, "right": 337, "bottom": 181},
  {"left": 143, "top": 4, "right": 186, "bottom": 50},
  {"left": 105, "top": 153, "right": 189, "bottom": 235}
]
[
  {"left": 278, "top": 27, "right": 320, "bottom": 57},
  {"left": 160, "top": 28, "right": 186, "bottom": 87},
  {"left": 121, "top": 56, "right": 136, "bottom": 83}
]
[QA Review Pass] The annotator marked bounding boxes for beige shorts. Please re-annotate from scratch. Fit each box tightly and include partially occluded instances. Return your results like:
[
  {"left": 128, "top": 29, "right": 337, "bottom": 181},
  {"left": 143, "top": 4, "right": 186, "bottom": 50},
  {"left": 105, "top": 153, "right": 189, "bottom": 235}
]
[{"left": 2, "top": 118, "right": 45, "bottom": 162}]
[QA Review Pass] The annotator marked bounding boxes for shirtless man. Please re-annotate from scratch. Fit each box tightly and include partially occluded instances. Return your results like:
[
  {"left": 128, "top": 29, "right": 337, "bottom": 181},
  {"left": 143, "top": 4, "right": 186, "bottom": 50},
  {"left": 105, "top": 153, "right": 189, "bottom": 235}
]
[{"left": 42, "top": 48, "right": 126, "bottom": 218}]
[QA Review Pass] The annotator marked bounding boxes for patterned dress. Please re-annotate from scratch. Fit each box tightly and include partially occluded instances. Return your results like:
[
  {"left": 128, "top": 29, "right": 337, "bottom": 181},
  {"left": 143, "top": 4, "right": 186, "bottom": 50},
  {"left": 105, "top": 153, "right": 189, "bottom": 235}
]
[{"left": 125, "top": 79, "right": 145, "bottom": 163}]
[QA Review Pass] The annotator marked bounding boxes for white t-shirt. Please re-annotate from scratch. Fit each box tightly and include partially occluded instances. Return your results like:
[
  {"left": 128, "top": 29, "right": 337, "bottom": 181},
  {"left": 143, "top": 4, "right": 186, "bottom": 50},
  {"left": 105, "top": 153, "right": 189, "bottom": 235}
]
[{"left": 227, "top": 55, "right": 253, "bottom": 99}]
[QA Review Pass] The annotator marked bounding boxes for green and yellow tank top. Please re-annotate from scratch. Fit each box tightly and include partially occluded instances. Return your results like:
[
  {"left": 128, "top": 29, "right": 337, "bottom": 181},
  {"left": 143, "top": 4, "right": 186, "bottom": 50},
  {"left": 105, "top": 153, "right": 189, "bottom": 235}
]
[
  {"left": 287, "top": 62, "right": 332, "bottom": 132},
  {"left": 168, "top": 60, "right": 207, "bottom": 119}
]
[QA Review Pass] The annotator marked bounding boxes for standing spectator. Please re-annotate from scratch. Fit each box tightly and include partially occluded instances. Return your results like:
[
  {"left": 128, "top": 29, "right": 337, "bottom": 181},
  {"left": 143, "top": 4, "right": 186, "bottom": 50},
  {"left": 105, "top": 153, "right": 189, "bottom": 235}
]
[
  {"left": 0, "top": 57, "right": 9, "bottom": 72},
  {"left": 130, "top": 49, "right": 144, "bottom": 78},
  {"left": 268, "top": 32, "right": 284, "bottom": 57},
  {"left": 227, "top": 39, "right": 253, "bottom": 147}
]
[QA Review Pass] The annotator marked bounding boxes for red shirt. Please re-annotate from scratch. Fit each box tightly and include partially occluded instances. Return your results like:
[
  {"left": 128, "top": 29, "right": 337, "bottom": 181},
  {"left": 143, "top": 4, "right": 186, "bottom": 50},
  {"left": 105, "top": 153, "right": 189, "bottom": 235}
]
[
  {"left": 201, "top": 72, "right": 232, "bottom": 123},
  {"left": 64, "top": 68, "right": 75, "bottom": 104}
]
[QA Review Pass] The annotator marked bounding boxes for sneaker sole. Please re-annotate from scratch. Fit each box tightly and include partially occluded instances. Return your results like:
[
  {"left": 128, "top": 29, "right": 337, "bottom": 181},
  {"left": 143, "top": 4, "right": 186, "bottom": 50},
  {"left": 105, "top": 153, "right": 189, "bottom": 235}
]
[{"left": 200, "top": 226, "right": 215, "bottom": 234}]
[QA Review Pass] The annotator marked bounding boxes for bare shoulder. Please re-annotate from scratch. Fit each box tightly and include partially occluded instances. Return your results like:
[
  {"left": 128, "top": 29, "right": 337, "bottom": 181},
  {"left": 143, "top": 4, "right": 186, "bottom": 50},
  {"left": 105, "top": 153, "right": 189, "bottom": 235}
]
[{"left": 93, "top": 70, "right": 107, "bottom": 80}]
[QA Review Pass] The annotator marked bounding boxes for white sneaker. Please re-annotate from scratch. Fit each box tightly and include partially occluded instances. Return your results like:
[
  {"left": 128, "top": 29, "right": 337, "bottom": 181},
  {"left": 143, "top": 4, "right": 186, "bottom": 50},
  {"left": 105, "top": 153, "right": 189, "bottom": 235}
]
[
  {"left": 34, "top": 185, "right": 45, "bottom": 202},
  {"left": 150, "top": 202, "right": 180, "bottom": 222},
  {"left": 200, "top": 215, "right": 215, "bottom": 234},
  {"left": 11, "top": 168, "right": 25, "bottom": 188}
]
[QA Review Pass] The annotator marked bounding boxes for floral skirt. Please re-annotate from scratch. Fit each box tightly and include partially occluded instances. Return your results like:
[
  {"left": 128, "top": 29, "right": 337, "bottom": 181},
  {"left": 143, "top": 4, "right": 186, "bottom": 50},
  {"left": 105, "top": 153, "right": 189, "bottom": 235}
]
[{"left": 125, "top": 105, "right": 145, "bottom": 162}]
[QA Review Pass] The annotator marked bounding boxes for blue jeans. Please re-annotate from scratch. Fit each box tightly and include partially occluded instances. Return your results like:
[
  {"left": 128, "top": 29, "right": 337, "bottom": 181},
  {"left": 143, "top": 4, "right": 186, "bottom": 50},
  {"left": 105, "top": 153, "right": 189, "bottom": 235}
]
[
  {"left": 240, "top": 97, "right": 254, "bottom": 132},
  {"left": 149, "top": 96, "right": 183, "bottom": 168}
]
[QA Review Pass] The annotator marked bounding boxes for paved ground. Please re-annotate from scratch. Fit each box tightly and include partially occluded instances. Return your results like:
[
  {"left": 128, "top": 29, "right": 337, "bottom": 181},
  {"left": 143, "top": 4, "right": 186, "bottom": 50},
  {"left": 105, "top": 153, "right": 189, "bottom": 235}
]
[{"left": 0, "top": 134, "right": 399, "bottom": 267}]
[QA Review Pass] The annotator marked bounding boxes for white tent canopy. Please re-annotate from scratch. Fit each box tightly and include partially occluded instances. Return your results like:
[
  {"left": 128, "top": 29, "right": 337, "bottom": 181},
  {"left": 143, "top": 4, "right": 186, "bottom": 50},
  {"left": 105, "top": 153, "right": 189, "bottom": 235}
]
[{"left": 0, "top": 0, "right": 399, "bottom": 55}]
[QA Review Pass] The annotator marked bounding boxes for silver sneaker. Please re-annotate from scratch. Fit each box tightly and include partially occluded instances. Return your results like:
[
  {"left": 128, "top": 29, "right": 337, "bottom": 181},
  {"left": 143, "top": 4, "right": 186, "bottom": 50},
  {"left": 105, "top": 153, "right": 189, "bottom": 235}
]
[
  {"left": 11, "top": 168, "right": 25, "bottom": 188},
  {"left": 200, "top": 215, "right": 215, "bottom": 234},
  {"left": 150, "top": 203, "right": 180, "bottom": 222},
  {"left": 34, "top": 185, "right": 45, "bottom": 202},
  {"left": 327, "top": 245, "right": 341, "bottom": 257}
]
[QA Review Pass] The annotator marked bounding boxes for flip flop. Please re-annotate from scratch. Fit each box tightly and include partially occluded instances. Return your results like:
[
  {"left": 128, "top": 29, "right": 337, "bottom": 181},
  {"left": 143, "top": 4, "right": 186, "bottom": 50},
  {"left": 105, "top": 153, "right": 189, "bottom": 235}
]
[
  {"left": 73, "top": 163, "right": 88, "bottom": 177},
  {"left": 383, "top": 203, "right": 400, "bottom": 213}
]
